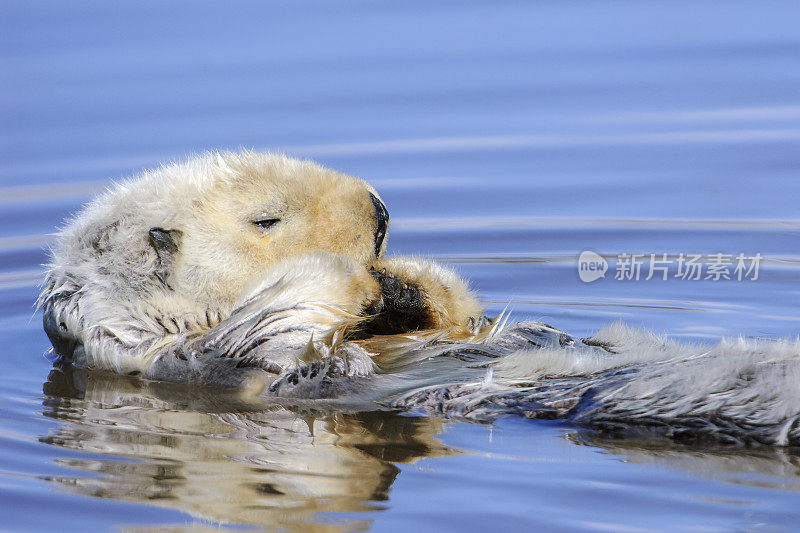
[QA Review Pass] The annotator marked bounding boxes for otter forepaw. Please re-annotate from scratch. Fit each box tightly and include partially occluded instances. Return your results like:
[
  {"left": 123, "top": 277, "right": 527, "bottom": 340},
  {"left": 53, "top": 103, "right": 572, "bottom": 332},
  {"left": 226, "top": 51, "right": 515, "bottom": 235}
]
[
  {"left": 361, "top": 257, "right": 484, "bottom": 335},
  {"left": 371, "top": 268, "right": 426, "bottom": 311},
  {"left": 361, "top": 267, "right": 431, "bottom": 335}
]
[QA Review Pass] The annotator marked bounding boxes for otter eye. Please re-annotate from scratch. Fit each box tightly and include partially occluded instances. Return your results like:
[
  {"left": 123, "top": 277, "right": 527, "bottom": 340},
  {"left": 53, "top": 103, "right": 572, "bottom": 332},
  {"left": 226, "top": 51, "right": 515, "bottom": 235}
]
[{"left": 253, "top": 218, "right": 280, "bottom": 230}]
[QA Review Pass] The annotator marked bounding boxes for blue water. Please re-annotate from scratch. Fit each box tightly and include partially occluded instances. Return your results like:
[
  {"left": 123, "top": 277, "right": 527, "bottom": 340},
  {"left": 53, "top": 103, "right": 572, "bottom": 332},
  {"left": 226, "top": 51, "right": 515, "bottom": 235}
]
[{"left": 3, "top": 1, "right": 800, "bottom": 530}]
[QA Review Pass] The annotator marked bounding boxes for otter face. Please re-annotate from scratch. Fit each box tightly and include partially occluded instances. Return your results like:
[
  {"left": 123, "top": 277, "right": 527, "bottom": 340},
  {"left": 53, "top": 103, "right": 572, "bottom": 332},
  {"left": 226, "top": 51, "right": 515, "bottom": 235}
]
[{"left": 150, "top": 152, "right": 389, "bottom": 309}]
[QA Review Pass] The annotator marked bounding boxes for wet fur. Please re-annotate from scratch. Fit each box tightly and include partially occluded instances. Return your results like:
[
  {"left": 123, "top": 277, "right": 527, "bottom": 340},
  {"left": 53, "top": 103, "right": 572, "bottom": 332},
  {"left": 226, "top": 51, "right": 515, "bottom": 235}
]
[{"left": 388, "top": 322, "right": 800, "bottom": 447}]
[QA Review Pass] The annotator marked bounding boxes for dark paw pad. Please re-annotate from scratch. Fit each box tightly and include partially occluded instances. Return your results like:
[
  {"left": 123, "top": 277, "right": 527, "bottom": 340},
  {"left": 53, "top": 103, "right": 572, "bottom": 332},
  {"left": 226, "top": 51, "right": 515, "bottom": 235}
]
[
  {"left": 371, "top": 269, "right": 426, "bottom": 312},
  {"left": 361, "top": 269, "right": 432, "bottom": 335}
]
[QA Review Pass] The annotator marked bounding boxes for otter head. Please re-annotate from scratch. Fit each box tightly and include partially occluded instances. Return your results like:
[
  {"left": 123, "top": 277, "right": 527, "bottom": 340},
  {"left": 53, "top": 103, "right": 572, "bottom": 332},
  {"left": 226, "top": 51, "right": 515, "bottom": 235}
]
[
  {"left": 152, "top": 152, "right": 389, "bottom": 309},
  {"left": 41, "top": 151, "right": 389, "bottom": 362}
]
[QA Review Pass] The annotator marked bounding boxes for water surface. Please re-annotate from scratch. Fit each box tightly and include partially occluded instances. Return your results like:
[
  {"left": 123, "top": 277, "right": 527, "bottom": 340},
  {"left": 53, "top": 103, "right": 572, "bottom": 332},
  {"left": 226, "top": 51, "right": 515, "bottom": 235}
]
[{"left": 3, "top": 1, "right": 800, "bottom": 530}]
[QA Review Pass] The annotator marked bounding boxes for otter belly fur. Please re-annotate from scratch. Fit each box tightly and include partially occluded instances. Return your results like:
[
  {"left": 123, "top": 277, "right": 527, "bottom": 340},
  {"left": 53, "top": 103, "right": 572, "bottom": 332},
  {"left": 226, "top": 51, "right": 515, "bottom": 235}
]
[{"left": 39, "top": 150, "right": 800, "bottom": 447}]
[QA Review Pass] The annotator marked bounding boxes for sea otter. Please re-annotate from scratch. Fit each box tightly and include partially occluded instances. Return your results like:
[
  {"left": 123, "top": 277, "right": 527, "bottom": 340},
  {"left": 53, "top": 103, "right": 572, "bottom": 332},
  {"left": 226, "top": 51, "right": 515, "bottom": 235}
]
[
  {"left": 39, "top": 151, "right": 483, "bottom": 390},
  {"left": 39, "top": 151, "right": 800, "bottom": 447}
]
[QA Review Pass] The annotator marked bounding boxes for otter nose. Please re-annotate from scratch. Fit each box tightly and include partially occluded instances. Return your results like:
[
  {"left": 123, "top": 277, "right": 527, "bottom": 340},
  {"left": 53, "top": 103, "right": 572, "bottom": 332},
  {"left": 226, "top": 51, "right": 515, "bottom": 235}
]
[{"left": 369, "top": 192, "right": 389, "bottom": 256}]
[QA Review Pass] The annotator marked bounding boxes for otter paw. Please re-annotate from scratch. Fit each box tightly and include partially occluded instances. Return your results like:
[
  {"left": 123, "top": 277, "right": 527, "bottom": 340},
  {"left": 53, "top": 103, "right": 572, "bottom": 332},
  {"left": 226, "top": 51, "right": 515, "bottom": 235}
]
[
  {"left": 372, "top": 268, "right": 427, "bottom": 313},
  {"left": 268, "top": 360, "right": 331, "bottom": 396},
  {"left": 360, "top": 268, "right": 432, "bottom": 335}
]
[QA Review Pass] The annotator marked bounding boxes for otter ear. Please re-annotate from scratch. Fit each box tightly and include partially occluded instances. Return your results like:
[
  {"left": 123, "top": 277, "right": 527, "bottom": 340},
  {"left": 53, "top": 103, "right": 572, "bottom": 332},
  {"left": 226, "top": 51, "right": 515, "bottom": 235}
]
[{"left": 148, "top": 227, "right": 182, "bottom": 289}]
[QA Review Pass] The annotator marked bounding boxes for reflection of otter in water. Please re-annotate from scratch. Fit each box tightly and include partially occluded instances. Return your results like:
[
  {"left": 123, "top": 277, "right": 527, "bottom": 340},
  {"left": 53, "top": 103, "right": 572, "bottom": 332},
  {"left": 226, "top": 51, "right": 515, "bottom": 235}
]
[
  {"left": 40, "top": 366, "right": 800, "bottom": 531},
  {"left": 41, "top": 366, "right": 452, "bottom": 529},
  {"left": 571, "top": 431, "right": 800, "bottom": 493}
]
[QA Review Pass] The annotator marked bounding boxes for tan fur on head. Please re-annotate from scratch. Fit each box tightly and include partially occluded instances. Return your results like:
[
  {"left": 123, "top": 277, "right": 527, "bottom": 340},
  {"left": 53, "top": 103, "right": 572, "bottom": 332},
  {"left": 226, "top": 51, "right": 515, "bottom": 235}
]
[{"left": 184, "top": 152, "right": 387, "bottom": 308}]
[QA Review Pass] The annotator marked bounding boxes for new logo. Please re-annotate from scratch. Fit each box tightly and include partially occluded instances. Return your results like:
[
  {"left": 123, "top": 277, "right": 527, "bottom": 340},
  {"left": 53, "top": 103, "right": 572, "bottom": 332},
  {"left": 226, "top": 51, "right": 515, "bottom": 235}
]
[{"left": 578, "top": 251, "right": 608, "bottom": 283}]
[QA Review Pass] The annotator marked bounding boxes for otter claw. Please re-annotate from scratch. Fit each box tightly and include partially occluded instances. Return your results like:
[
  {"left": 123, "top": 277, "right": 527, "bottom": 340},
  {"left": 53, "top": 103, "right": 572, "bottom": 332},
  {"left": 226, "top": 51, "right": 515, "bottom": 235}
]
[{"left": 268, "top": 360, "right": 331, "bottom": 394}]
